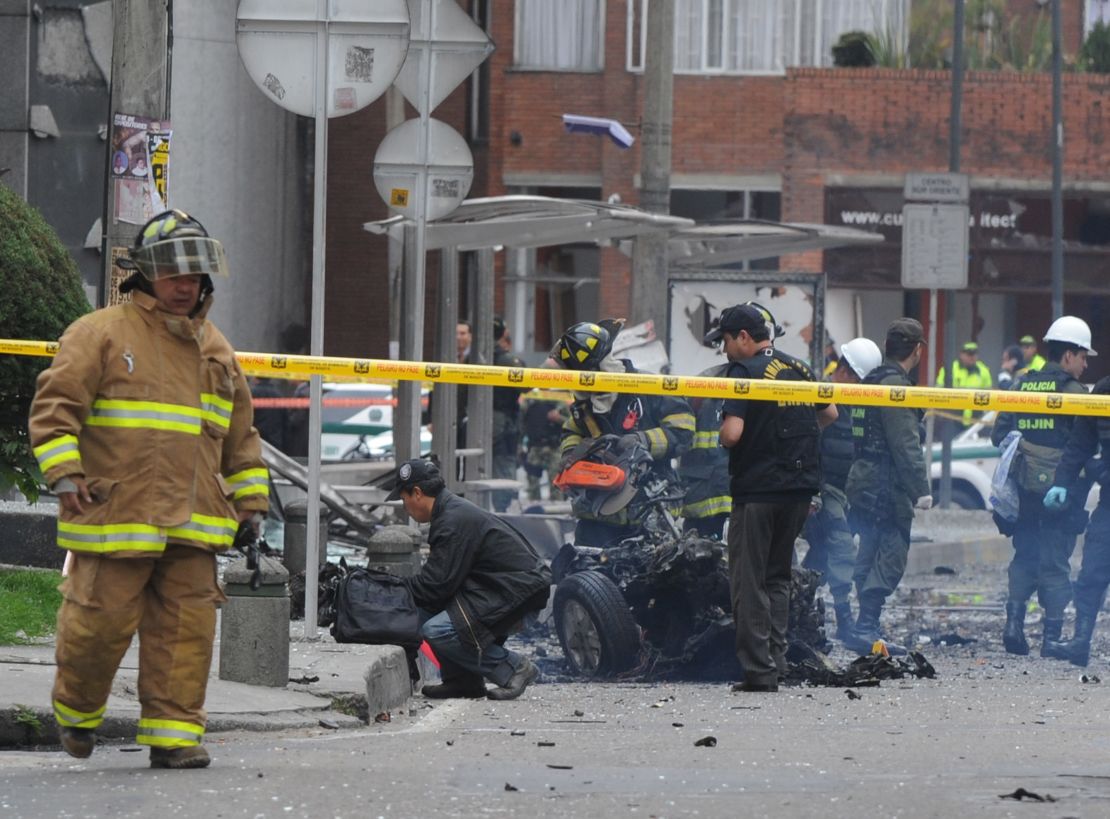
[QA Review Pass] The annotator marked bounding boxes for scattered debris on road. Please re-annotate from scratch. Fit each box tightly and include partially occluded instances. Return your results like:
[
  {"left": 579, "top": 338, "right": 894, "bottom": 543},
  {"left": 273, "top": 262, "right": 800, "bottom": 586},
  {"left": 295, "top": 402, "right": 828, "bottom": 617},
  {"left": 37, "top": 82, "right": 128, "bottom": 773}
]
[
  {"left": 999, "top": 788, "right": 1056, "bottom": 802},
  {"left": 694, "top": 736, "right": 717, "bottom": 747}
]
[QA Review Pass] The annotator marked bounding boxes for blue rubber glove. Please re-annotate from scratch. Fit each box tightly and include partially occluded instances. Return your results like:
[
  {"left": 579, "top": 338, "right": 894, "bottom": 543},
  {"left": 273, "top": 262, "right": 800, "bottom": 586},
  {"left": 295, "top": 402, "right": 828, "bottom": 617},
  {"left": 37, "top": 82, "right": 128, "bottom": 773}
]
[{"left": 1043, "top": 486, "right": 1068, "bottom": 510}]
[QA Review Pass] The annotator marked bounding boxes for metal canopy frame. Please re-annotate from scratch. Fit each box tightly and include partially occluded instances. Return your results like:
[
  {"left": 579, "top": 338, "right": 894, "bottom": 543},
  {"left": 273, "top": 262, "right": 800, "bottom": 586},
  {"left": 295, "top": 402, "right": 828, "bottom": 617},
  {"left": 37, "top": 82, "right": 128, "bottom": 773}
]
[
  {"left": 656, "top": 219, "right": 884, "bottom": 268},
  {"left": 363, "top": 194, "right": 696, "bottom": 250}
]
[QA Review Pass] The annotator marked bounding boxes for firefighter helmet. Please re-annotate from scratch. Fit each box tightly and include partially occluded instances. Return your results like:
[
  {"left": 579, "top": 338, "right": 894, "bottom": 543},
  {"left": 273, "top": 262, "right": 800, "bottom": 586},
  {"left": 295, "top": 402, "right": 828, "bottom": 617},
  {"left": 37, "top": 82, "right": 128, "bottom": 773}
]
[
  {"left": 126, "top": 209, "right": 229, "bottom": 281},
  {"left": 1044, "top": 316, "right": 1097, "bottom": 356},
  {"left": 552, "top": 322, "right": 613, "bottom": 370}
]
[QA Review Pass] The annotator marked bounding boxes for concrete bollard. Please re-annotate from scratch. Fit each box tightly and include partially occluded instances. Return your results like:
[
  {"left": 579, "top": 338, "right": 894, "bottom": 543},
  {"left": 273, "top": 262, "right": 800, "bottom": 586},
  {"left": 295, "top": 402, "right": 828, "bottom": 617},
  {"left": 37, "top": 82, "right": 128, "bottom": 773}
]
[
  {"left": 282, "top": 498, "right": 328, "bottom": 575},
  {"left": 365, "top": 525, "right": 423, "bottom": 577},
  {"left": 219, "top": 557, "right": 290, "bottom": 687}
]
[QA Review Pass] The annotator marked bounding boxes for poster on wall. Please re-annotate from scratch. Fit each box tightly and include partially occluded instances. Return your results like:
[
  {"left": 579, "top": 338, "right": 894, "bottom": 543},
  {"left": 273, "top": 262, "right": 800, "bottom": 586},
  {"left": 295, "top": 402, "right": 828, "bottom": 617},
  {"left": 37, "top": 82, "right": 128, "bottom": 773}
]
[
  {"left": 107, "top": 246, "right": 132, "bottom": 306},
  {"left": 110, "top": 113, "right": 172, "bottom": 224},
  {"left": 668, "top": 275, "right": 823, "bottom": 377}
]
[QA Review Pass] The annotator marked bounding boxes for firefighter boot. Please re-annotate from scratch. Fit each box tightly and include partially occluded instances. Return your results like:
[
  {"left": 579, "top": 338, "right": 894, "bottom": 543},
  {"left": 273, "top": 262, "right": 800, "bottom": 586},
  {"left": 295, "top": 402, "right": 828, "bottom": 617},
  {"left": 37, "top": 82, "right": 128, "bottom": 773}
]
[
  {"left": 1043, "top": 613, "right": 1097, "bottom": 667},
  {"left": 1039, "top": 616, "right": 1064, "bottom": 658},
  {"left": 59, "top": 727, "right": 95, "bottom": 759},
  {"left": 833, "top": 602, "right": 853, "bottom": 642},
  {"left": 149, "top": 745, "right": 211, "bottom": 769},
  {"left": 1002, "top": 601, "right": 1030, "bottom": 656}
]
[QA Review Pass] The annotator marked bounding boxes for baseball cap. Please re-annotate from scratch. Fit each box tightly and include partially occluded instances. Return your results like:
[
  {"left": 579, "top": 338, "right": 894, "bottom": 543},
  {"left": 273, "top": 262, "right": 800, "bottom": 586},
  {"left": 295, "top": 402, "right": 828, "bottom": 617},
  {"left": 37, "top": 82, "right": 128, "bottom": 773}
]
[
  {"left": 961, "top": 341, "right": 978, "bottom": 353},
  {"left": 1020, "top": 335, "right": 1036, "bottom": 345},
  {"left": 702, "top": 304, "right": 769, "bottom": 344},
  {"left": 386, "top": 459, "right": 441, "bottom": 501},
  {"left": 886, "top": 317, "right": 925, "bottom": 346}
]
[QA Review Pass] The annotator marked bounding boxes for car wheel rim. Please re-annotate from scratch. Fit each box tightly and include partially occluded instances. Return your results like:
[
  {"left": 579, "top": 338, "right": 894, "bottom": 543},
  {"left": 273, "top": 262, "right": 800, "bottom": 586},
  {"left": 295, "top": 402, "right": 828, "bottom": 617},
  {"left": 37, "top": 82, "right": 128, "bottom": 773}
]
[{"left": 562, "top": 599, "right": 603, "bottom": 674}]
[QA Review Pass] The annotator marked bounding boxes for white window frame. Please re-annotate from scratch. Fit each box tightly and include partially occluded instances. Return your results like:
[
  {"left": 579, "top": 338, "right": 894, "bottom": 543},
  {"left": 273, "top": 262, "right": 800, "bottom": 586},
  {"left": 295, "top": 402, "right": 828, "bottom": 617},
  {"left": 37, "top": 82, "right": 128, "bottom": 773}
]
[
  {"left": 627, "top": 0, "right": 908, "bottom": 76},
  {"left": 513, "top": 0, "right": 606, "bottom": 72}
]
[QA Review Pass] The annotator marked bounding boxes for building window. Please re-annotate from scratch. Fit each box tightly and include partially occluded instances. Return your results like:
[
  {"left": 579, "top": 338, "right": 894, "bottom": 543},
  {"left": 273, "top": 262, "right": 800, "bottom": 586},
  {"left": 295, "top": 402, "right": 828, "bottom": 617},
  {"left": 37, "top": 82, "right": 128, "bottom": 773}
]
[
  {"left": 514, "top": 0, "right": 604, "bottom": 71},
  {"left": 671, "top": 187, "right": 782, "bottom": 269},
  {"left": 1089, "top": 0, "right": 1110, "bottom": 35},
  {"left": 628, "top": 0, "right": 908, "bottom": 74}
]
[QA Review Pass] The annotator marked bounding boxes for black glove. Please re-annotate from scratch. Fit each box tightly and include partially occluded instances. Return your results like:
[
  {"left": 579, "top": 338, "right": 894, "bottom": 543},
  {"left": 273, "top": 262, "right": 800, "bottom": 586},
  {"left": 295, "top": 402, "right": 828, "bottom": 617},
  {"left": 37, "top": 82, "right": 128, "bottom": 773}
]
[{"left": 618, "top": 432, "right": 647, "bottom": 452}]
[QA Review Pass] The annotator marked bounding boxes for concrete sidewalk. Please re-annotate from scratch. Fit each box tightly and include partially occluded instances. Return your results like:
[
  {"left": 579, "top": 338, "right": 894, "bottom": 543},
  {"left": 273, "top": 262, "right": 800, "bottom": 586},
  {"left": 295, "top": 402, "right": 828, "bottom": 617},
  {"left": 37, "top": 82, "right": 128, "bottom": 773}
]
[{"left": 0, "top": 621, "right": 413, "bottom": 748}]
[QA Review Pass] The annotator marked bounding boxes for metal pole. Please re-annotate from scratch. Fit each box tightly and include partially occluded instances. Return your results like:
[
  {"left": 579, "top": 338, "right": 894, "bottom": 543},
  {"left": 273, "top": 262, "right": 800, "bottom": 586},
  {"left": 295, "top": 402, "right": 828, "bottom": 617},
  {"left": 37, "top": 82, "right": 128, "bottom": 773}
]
[
  {"left": 630, "top": 0, "right": 674, "bottom": 339},
  {"left": 303, "top": 2, "right": 330, "bottom": 639},
  {"left": 103, "top": 0, "right": 171, "bottom": 304},
  {"left": 432, "top": 247, "right": 460, "bottom": 488},
  {"left": 1051, "top": 0, "right": 1064, "bottom": 317},
  {"left": 939, "top": 0, "right": 965, "bottom": 509}
]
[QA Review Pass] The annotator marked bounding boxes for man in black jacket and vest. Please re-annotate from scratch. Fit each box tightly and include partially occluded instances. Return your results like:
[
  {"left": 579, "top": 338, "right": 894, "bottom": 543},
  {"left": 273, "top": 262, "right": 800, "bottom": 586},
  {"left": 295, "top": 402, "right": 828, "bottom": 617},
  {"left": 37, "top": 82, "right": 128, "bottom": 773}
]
[
  {"left": 390, "top": 460, "right": 552, "bottom": 700},
  {"left": 991, "top": 316, "right": 1094, "bottom": 656},
  {"left": 844, "top": 318, "right": 931, "bottom": 656},
  {"left": 802, "top": 337, "right": 882, "bottom": 640},
  {"left": 712, "top": 305, "right": 838, "bottom": 692}
]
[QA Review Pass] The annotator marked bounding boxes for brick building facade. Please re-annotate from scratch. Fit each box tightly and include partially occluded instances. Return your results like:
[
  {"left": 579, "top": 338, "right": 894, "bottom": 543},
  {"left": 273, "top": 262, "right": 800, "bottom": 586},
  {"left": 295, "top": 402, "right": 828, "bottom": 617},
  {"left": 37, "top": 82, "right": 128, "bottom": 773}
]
[{"left": 326, "top": 0, "right": 1110, "bottom": 378}]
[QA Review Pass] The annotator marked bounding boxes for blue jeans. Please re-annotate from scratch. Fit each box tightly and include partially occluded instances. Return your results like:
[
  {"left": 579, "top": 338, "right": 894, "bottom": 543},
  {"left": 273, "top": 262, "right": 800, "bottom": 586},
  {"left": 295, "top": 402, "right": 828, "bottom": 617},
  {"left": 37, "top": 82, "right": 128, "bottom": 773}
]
[{"left": 420, "top": 610, "right": 520, "bottom": 687}]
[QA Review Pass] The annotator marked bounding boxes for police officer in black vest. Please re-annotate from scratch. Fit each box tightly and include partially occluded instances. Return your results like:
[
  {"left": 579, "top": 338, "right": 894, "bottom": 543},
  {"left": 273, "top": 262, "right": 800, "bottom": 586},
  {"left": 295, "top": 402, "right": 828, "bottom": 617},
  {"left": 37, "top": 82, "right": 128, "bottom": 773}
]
[
  {"left": 844, "top": 318, "right": 932, "bottom": 656},
  {"left": 992, "top": 316, "right": 1094, "bottom": 656},
  {"left": 1043, "top": 373, "right": 1110, "bottom": 666},
  {"left": 802, "top": 337, "right": 882, "bottom": 641},
  {"left": 713, "top": 305, "right": 837, "bottom": 692}
]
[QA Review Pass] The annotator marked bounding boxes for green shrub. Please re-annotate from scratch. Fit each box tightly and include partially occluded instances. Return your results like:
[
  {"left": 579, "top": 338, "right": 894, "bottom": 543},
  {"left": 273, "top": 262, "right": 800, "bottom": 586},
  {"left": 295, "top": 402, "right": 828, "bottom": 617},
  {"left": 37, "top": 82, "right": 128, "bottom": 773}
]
[
  {"left": 1081, "top": 22, "right": 1110, "bottom": 73},
  {"left": 0, "top": 184, "right": 90, "bottom": 501}
]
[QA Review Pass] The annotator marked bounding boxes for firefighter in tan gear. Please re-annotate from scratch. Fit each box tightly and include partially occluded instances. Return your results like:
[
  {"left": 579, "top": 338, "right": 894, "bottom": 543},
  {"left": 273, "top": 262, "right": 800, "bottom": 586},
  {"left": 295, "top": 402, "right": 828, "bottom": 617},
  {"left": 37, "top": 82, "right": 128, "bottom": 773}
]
[{"left": 29, "top": 210, "right": 269, "bottom": 769}]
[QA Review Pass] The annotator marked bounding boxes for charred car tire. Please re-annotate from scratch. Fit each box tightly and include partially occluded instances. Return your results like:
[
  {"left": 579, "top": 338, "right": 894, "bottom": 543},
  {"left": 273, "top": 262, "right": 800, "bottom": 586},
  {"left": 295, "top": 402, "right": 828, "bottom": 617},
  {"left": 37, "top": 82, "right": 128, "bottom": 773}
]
[{"left": 554, "top": 571, "right": 641, "bottom": 678}]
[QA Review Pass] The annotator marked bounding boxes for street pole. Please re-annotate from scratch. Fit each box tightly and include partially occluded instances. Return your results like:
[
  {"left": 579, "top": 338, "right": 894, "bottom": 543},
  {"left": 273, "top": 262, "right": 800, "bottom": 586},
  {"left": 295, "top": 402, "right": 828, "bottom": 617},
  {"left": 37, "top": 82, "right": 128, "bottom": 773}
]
[
  {"left": 1051, "top": 0, "right": 1064, "bottom": 318},
  {"left": 630, "top": 0, "right": 673, "bottom": 341},
  {"left": 939, "top": 0, "right": 966, "bottom": 509},
  {"left": 102, "top": 0, "right": 171, "bottom": 305}
]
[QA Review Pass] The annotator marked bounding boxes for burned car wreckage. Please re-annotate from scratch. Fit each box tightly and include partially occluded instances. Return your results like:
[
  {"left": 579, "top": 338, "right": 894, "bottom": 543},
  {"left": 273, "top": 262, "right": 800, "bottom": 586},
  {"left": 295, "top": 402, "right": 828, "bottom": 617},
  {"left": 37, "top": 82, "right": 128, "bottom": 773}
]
[{"left": 549, "top": 434, "right": 740, "bottom": 679}]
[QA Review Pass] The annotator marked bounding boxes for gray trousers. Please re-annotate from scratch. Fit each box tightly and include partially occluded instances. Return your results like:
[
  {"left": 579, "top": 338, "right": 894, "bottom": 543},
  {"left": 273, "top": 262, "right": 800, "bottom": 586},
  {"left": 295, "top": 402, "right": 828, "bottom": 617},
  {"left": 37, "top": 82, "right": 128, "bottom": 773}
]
[
  {"left": 853, "top": 512, "right": 911, "bottom": 607},
  {"left": 1008, "top": 488, "right": 1076, "bottom": 617},
  {"left": 802, "top": 484, "right": 857, "bottom": 604},
  {"left": 728, "top": 500, "right": 810, "bottom": 686}
]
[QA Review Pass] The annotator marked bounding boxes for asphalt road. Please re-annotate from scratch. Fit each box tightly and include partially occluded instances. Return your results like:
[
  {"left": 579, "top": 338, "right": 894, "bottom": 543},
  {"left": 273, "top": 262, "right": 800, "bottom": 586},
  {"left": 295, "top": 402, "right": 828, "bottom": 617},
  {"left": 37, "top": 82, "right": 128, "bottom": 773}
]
[{"left": 3, "top": 648, "right": 1110, "bottom": 819}]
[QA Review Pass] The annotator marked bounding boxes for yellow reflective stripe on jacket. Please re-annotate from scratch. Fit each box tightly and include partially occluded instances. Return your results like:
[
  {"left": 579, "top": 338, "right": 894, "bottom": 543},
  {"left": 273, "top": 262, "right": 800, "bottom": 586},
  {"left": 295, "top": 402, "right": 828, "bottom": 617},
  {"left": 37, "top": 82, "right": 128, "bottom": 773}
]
[
  {"left": 57, "top": 513, "right": 237, "bottom": 553},
  {"left": 644, "top": 427, "right": 669, "bottom": 457},
  {"left": 661, "top": 412, "right": 696, "bottom": 432},
  {"left": 226, "top": 467, "right": 269, "bottom": 500},
  {"left": 54, "top": 700, "right": 106, "bottom": 730},
  {"left": 165, "top": 513, "right": 237, "bottom": 547},
  {"left": 86, "top": 398, "right": 204, "bottom": 434},
  {"left": 58, "top": 521, "right": 167, "bottom": 553},
  {"left": 200, "top": 392, "right": 233, "bottom": 429},
  {"left": 560, "top": 431, "right": 584, "bottom": 456},
  {"left": 682, "top": 495, "right": 733, "bottom": 519},
  {"left": 691, "top": 430, "right": 719, "bottom": 450},
  {"left": 136, "top": 718, "right": 204, "bottom": 748},
  {"left": 33, "top": 434, "right": 81, "bottom": 471}
]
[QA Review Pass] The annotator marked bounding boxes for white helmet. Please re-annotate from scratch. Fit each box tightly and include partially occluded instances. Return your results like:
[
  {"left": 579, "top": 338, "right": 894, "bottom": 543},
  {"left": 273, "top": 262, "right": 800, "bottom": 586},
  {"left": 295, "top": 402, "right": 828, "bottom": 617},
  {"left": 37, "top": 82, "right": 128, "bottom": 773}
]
[
  {"left": 839, "top": 337, "right": 883, "bottom": 379},
  {"left": 1044, "top": 316, "right": 1098, "bottom": 356}
]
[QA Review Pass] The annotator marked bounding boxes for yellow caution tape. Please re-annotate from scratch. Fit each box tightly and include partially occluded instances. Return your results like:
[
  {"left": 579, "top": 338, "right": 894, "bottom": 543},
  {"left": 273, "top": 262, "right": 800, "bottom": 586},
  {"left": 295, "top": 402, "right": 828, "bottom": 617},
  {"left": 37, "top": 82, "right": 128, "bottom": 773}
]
[{"left": 6, "top": 337, "right": 1110, "bottom": 417}]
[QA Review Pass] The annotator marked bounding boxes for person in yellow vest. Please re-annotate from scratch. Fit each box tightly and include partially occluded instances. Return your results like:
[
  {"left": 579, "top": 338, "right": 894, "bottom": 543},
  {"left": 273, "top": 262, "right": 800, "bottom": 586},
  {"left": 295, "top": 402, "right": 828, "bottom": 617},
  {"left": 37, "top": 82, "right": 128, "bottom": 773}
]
[
  {"left": 936, "top": 341, "right": 993, "bottom": 425},
  {"left": 1020, "top": 335, "right": 1047, "bottom": 373}
]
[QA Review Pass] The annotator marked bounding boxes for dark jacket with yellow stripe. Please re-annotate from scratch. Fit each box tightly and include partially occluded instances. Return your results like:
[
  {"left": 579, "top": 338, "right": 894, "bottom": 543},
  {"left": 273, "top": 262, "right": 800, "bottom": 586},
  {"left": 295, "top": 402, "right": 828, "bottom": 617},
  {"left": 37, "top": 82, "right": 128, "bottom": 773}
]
[
  {"left": 559, "top": 360, "right": 694, "bottom": 524},
  {"left": 29, "top": 291, "right": 269, "bottom": 556},
  {"left": 677, "top": 363, "right": 731, "bottom": 520}
]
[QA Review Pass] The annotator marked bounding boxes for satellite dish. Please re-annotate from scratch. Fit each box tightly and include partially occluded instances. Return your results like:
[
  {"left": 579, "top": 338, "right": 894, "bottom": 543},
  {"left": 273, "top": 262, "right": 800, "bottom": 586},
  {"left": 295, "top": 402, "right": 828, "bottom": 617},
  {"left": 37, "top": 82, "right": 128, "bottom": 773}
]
[{"left": 236, "top": 0, "right": 410, "bottom": 118}]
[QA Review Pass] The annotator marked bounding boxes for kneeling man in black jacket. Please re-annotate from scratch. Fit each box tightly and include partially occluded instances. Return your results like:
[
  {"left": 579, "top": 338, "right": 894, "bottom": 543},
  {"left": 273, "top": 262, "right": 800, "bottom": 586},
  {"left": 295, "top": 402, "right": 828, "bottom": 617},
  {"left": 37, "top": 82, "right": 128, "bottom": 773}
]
[{"left": 389, "top": 460, "right": 551, "bottom": 700}]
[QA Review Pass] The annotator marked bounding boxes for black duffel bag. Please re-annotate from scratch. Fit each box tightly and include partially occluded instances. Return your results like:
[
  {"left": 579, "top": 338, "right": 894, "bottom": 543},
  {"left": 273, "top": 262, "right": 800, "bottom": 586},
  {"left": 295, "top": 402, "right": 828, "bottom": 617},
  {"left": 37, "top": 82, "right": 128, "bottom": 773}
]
[{"left": 331, "top": 567, "right": 421, "bottom": 648}]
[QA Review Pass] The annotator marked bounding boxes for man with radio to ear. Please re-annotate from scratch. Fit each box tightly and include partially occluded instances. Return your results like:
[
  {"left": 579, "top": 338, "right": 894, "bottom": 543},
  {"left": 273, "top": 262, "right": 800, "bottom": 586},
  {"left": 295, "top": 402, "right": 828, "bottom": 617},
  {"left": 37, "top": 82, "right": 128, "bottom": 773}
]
[{"left": 390, "top": 459, "right": 552, "bottom": 700}]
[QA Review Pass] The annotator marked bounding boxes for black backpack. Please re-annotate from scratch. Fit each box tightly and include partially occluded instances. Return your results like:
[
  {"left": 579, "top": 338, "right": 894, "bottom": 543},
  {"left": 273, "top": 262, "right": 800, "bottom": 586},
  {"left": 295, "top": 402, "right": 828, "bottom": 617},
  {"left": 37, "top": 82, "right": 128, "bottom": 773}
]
[{"left": 330, "top": 567, "right": 421, "bottom": 648}]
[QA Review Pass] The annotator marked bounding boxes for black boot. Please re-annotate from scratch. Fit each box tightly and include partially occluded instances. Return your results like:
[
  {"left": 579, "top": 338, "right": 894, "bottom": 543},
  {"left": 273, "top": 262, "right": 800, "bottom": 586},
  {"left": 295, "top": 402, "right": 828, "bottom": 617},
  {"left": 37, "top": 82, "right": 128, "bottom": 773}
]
[
  {"left": 843, "top": 601, "right": 905, "bottom": 656},
  {"left": 421, "top": 673, "right": 488, "bottom": 699},
  {"left": 1044, "top": 613, "right": 1097, "bottom": 667},
  {"left": 1002, "top": 601, "right": 1030, "bottom": 656},
  {"left": 833, "top": 602, "right": 853, "bottom": 642},
  {"left": 1039, "top": 617, "right": 1064, "bottom": 658}
]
